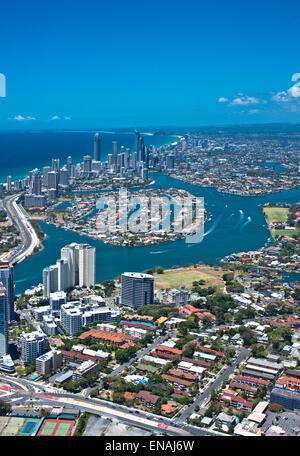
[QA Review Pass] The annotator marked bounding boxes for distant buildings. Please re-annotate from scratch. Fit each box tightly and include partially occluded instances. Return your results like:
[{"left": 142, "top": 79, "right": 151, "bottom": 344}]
[
  {"left": 121, "top": 272, "right": 154, "bottom": 308},
  {"left": 24, "top": 194, "right": 45, "bottom": 208},
  {"left": 43, "top": 243, "right": 95, "bottom": 298}
]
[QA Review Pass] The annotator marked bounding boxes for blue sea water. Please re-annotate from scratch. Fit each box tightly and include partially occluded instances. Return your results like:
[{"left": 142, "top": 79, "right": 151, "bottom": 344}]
[
  {"left": 13, "top": 172, "right": 300, "bottom": 295},
  {"left": 2, "top": 130, "right": 299, "bottom": 295},
  {"left": 0, "top": 130, "right": 178, "bottom": 182}
]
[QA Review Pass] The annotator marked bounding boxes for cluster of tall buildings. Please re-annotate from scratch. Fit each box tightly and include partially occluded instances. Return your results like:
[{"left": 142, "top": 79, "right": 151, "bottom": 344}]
[
  {"left": 43, "top": 243, "right": 95, "bottom": 298},
  {"left": 3, "top": 130, "right": 179, "bottom": 206}
]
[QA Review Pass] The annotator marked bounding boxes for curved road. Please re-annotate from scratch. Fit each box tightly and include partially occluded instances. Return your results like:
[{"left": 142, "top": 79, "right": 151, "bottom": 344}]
[{"left": 3, "top": 194, "right": 39, "bottom": 265}]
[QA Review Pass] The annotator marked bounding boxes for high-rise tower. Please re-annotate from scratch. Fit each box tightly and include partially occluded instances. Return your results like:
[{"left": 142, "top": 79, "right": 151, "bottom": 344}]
[{"left": 94, "top": 133, "right": 101, "bottom": 161}]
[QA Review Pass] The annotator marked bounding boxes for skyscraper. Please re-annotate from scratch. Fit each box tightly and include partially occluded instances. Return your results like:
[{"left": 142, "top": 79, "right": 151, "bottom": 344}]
[
  {"left": 94, "top": 133, "right": 101, "bottom": 161},
  {"left": 134, "top": 129, "right": 140, "bottom": 155},
  {"left": 60, "top": 303, "right": 82, "bottom": 336},
  {"left": 42, "top": 166, "right": 52, "bottom": 187},
  {"left": 83, "top": 155, "right": 92, "bottom": 173},
  {"left": 43, "top": 243, "right": 95, "bottom": 297},
  {"left": 47, "top": 171, "right": 58, "bottom": 190},
  {"left": 112, "top": 141, "right": 118, "bottom": 164},
  {"left": 29, "top": 169, "right": 42, "bottom": 195},
  {"left": 0, "top": 262, "right": 15, "bottom": 322},
  {"left": 138, "top": 136, "right": 145, "bottom": 162},
  {"left": 6, "top": 176, "right": 12, "bottom": 192},
  {"left": 121, "top": 272, "right": 154, "bottom": 308},
  {"left": 20, "top": 330, "right": 47, "bottom": 363},
  {"left": 76, "top": 244, "right": 96, "bottom": 287},
  {"left": 59, "top": 167, "right": 69, "bottom": 186},
  {"left": 52, "top": 159, "right": 60, "bottom": 172},
  {"left": 0, "top": 285, "right": 8, "bottom": 357}
]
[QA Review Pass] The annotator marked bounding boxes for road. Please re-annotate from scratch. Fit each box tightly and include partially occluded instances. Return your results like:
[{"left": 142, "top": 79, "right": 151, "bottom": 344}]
[
  {"left": 0, "top": 343, "right": 249, "bottom": 435},
  {"left": 1, "top": 374, "right": 224, "bottom": 436},
  {"left": 10, "top": 391, "right": 224, "bottom": 436},
  {"left": 176, "top": 347, "right": 250, "bottom": 423},
  {"left": 3, "top": 194, "right": 40, "bottom": 265},
  {"left": 110, "top": 331, "right": 174, "bottom": 377}
]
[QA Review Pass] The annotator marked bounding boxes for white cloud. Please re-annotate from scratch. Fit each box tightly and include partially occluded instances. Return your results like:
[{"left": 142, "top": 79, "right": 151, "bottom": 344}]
[
  {"left": 50, "top": 115, "right": 71, "bottom": 120},
  {"left": 287, "top": 85, "right": 300, "bottom": 98},
  {"left": 12, "top": 115, "right": 36, "bottom": 121},
  {"left": 229, "top": 94, "right": 260, "bottom": 106},
  {"left": 218, "top": 97, "right": 228, "bottom": 103},
  {"left": 271, "top": 91, "right": 289, "bottom": 103}
]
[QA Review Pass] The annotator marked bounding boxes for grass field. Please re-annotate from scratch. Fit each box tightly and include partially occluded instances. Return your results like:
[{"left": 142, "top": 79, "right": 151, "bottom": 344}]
[
  {"left": 154, "top": 265, "right": 225, "bottom": 291},
  {"left": 0, "top": 417, "right": 25, "bottom": 436},
  {"left": 263, "top": 207, "right": 289, "bottom": 223},
  {"left": 263, "top": 207, "right": 300, "bottom": 238},
  {"left": 271, "top": 229, "right": 299, "bottom": 237}
]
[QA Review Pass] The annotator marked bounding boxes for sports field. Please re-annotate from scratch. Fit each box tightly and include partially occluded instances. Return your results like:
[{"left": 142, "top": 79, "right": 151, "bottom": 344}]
[
  {"left": 154, "top": 265, "right": 225, "bottom": 291},
  {"left": 263, "top": 207, "right": 289, "bottom": 223},
  {"left": 263, "top": 207, "right": 300, "bottom": 238},
  {"left": 0, "top": 417, "right": 25, "bottom": 436},
  {"left": 37, "top": 419, "right": 74, "bottom": 436},
  {"left": 18, "top": 418, "right": 42, "bottom": 436}
]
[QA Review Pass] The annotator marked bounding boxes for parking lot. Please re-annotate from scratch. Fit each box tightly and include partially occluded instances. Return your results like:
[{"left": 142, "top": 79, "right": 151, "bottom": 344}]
[{"left": 261, "top": 411, "right": 300, "bottom": 435}]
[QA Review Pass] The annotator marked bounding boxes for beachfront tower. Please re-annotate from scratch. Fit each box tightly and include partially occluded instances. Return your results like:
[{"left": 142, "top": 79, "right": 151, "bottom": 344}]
[{"left": 94, "top": 133, "right": 101, "bottom": 161}]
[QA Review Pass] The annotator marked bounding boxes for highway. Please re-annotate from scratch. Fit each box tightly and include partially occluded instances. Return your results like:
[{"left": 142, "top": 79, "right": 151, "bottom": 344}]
[
  {"left": 10, "top": 391, "right": 224, "bottom": 436},
  {"left": 3, "top": 194, "right": 40, "bottom": 265},
  {"left": 1, "top": 374, "right": 225, "bottom": 436}
]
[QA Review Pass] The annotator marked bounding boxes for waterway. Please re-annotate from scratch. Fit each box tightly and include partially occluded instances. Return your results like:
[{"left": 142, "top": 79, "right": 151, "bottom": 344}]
[{"left": 14, "top": 173, "right": 300, "bottom": 294}]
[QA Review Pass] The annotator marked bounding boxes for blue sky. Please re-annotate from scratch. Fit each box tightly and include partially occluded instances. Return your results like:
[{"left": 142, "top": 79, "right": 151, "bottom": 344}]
[{"left": 0, "top": 0, "right": 300, "bottom": 128}]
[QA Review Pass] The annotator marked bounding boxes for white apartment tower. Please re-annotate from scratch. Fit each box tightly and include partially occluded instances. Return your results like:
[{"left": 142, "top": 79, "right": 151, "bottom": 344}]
[{"left": 43, "top": 243, "right": 95, "bottom": 297}]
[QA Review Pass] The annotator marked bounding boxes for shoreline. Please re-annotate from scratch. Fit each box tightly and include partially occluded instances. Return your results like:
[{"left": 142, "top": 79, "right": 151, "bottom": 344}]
[{"left": 168, "top": 173, "right": 300, "bottom": 198}]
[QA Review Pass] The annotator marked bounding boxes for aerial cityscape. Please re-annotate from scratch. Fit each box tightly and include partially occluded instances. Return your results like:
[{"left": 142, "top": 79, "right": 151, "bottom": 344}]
[{"left": 0, "top": 0, "right": 300, "bottom": 446}]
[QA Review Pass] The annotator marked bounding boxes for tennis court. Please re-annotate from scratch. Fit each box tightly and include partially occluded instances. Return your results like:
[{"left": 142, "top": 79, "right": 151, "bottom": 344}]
[
  {"left": 37, "top": 419, "right": 74, "bottom": 436},
  {"left": 18, "top": 418, "right": 41, "bottom": 436},
  {"left": 55, "top": 422, "right": 73, "bottom": 436}
]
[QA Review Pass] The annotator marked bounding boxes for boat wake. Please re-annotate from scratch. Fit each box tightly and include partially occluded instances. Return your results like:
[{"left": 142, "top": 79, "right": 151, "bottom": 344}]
[
  {"left": 203, "top": 213, "right": 223, "bottom": 237},
  {"left": 234, "top": 209, "right": 245, "bottom": 229},
  {"left": 239, "top": 216, "right": 252, "bottom": 230},
  {"left": 149, "top": 250, "right": 168, "bottom": 254}
]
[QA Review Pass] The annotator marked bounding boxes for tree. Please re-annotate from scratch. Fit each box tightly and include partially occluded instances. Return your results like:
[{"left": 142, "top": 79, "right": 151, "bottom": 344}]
[
  {"left": 0, "top": 399, "right": 11, "bottom": 416},
  {"left": 222, "top": 272, "right": 234, "bottom": 282},
  {"left": 241, "top": 329, "right": 257, "bottom": 347},
  {"left": 202, "top": 316, "right": 213, "bottom": 328},
  {"left": 39, "top": 408, "right": 50, "bottom": 418}
]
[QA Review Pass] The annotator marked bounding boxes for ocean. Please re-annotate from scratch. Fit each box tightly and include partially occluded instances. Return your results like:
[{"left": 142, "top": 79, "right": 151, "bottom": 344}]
[{"left": 0, "top": 130, "right": 178, "bottom": 182}]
